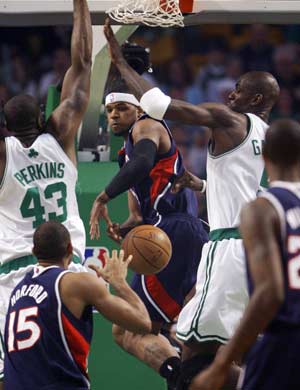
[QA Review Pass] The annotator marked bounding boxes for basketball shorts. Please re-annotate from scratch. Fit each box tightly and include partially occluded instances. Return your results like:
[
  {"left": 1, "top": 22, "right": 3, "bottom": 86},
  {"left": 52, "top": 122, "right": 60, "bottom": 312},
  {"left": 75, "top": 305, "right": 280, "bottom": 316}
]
[
  {"left": 0, "top": 256, "right": 86, "bottom": 377},
  {"left": 131, "top": 213, "right": 208, "bottom": 323},
  {"left": 239, "top": 328, "right": 300, "bottom": 390},
  {"left": 176, "top": 237, "right": 249, "bottom": 343}
]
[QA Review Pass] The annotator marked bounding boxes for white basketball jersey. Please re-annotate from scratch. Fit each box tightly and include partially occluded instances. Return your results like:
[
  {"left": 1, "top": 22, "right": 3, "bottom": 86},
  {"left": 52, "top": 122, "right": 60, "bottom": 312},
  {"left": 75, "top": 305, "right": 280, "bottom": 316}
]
[
  {"left": 207, "top": 113, "right": 268, "bottom": 230},
  {"left": 0, "top": 134, "right": 85, "bottom": 265}
]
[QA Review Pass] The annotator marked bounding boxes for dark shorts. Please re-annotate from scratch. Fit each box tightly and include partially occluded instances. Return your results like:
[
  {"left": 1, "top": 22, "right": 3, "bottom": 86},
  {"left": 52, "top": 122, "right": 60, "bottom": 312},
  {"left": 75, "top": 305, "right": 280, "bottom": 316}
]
[
  {"left": 241, "top": 327, "right": 300, "bottom": 390},
  {"left": 131, "top": 213, "right": 208, "bottom": 323}
]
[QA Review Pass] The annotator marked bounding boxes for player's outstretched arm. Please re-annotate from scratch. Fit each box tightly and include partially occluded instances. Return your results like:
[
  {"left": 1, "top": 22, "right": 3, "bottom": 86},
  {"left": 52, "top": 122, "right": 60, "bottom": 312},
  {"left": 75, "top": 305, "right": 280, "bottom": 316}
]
[
  {"left": 104, "top": 19, "right": 245, "bottom": 132},
  {"left": 104, "top": 18, "right": 152, "bottom": 99},
  {"left": 47, "top": 0, "right": 93, "bottom": 165},
  {"left": 68, "top": 250, "right": 151, "bottom": 334},
  {"left": 189, "top": 198, "right": 284, "bottom": 390}
]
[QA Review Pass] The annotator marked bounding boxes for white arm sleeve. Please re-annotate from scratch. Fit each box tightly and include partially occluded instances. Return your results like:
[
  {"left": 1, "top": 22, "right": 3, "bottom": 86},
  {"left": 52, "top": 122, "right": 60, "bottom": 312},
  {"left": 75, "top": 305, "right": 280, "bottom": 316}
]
[{"left": 140, "top": 88, "right": 171, "bottom": 120}]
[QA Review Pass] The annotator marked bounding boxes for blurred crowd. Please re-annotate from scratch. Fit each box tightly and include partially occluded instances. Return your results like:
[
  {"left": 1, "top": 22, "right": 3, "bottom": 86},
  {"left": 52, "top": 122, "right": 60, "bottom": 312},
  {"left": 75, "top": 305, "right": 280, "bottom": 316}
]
[{"left": 0, "top": 23, "right": 300, "bottom": 186}]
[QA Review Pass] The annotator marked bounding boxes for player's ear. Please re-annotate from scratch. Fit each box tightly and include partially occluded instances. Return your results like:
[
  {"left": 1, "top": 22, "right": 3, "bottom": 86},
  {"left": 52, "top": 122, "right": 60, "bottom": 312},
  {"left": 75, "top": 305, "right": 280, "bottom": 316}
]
[
  {"left": 67, "top": 242, "right": 73, "bottom": 255},
  {"left": 32, "top": 246, "right": 37, "bottom": 257},
  {"left": 251, "top": 93, "right": 263, "bottom": 106}
]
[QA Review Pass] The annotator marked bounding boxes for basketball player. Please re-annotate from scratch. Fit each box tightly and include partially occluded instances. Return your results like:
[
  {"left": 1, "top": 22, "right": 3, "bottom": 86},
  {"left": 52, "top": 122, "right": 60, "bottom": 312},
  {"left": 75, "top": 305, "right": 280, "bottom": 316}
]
[
  {"left": 0, "top": 0, "right": 92, "bottom": 384},
  {"left": 4, "top": 220, "right": 151, "bottom": 390},
  {"left": 89, "top": 91, "right": 208, "bottom": 389},
  {"left": 189, "top": 118, "right": 300, "bottom": 390},
  {"left": 103, "top": 20, "right": 280, "bottom": 387}
]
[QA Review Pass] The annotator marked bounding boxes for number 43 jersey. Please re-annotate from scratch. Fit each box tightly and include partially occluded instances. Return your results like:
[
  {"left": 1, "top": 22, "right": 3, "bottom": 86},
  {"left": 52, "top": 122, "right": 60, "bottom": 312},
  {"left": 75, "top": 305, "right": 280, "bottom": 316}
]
[{"left": 0, "top": 134, "right": 86, "bottom": 264}]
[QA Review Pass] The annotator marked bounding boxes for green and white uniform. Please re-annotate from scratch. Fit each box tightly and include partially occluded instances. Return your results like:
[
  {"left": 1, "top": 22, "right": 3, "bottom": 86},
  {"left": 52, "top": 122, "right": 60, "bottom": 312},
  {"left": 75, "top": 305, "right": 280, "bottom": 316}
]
[
  {"left": 177, "top": 113, "right": 268, "bottom": 343},
  {"left": 0, "top": 134, "right": 86, "bottom": 376}
]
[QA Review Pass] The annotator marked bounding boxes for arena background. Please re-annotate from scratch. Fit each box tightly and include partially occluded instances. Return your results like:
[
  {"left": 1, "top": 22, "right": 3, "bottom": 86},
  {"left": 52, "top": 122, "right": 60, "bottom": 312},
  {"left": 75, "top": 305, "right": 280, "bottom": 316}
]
[{"left": 1, "top": 18, "right": 300, "bottom": 389}]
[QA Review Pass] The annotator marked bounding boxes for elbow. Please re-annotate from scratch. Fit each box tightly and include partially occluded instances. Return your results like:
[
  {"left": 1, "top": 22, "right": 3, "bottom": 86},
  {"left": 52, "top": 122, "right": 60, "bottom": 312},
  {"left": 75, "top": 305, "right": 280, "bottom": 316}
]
[{"left": 136, "top": 158, "right": 154, "bottom": 179}]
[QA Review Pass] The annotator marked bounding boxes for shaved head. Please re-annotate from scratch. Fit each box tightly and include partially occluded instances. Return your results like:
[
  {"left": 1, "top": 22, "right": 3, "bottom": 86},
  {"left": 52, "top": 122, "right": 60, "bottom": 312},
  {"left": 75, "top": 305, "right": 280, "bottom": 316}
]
[
  {"left": 228, "top": 71, "right": 280, "bottom": 117},
  {"left": 241, "top": 71, "right": 280, "bottom": 109},
  {"left": 33, "top": 221, "right": 71, "bottom": 262},
  {"left": 4, "top": 94, "right": 41, "bottom": 132}
]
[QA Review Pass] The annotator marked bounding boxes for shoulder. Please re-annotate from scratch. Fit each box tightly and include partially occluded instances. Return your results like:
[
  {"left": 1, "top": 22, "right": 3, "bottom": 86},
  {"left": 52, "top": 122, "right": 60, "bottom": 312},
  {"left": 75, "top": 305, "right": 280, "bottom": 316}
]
[
  {"left": 132, "top": 116, "right": 165, "bottom": 140},
  {"left": 61, "top": 271, "right": 107, "bottom": 294}
]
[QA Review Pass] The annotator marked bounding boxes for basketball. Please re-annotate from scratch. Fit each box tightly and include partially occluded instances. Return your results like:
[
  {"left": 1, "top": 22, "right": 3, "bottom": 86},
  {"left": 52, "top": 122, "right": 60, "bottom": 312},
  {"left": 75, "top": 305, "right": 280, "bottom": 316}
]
[{"left": 121, "top": 225, "right": 172, "bottom": 275}]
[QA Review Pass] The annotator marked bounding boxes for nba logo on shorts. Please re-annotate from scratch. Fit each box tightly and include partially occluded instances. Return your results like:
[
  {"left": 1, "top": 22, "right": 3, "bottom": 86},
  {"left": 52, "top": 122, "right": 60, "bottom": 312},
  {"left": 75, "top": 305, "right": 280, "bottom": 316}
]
[{"left": 84, "top": 247, "right": 109, "bottom": 270}]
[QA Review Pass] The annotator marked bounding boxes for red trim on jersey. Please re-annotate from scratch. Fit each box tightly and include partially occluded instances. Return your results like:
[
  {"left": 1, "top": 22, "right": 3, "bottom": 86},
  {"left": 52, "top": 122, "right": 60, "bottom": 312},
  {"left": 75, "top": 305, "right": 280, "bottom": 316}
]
[
  {"left": 179, "top": 0, "right": 194, "bottom": 13},
  {"left": 61, "top": 313, "right": 90, "bottom": 377},
  {"left": 118, "top": 147, "right": 125, "bottom": 156},
  {"left": 149, "top": 150, "right": 178, "bottom": 206},
  {"left": 145, "top": 275, "right": 181, "bottom": 320}
]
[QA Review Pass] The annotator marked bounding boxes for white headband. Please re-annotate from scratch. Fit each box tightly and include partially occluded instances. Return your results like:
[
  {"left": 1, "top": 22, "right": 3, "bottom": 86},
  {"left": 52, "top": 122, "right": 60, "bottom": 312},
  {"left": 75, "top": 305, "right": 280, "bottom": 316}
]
[{"left": 105, "top": 92, "right": 140, "bottom": 107}]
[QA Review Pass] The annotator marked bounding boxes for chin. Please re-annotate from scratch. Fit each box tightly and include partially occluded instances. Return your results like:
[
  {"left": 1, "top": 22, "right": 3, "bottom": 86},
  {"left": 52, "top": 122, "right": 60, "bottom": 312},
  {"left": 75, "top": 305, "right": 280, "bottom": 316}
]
[{"left": 112, "top": 128, "right": 128, "bottom": 137}]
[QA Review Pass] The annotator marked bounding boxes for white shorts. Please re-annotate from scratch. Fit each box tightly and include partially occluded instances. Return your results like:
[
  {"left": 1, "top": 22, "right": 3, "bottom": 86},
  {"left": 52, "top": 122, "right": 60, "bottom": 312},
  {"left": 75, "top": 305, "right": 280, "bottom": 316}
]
[
  {"left": 176, "top": 238, "right": 249, "bottom": 344},
  {"left": 0, "top": 260, "right": 86, "bottom": 377}
]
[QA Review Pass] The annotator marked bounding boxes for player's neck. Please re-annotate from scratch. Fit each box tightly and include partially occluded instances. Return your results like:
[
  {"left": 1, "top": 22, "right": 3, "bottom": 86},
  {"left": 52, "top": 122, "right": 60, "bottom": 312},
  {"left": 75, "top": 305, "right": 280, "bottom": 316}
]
[
  {"left": 15, "top": 128, "right": 41, "bottom": 147},
  {"left": 38, "top": 260, "right": 65, "bottom": 268},
  {"left": 269, "top": 167, "right": 300, "bottom": 183}
]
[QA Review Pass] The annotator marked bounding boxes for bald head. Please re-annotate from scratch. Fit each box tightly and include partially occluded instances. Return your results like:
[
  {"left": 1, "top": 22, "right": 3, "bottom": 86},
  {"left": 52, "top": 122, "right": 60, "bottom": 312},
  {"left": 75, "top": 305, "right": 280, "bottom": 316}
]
[
  {"left": 4, "top": 94, "right": 41, "bottom": 132},
  {"left": 241, "top": 71, "right": 280, "bottom": 109},
  {"left": 33, "top": 221, "right": 72, "bottom": 262},
  {"left": 263, "top": 119, "right": 300, "bottom": 168},
  {"left": 228, "top": 71, "right": 279, "bottom": 117}
]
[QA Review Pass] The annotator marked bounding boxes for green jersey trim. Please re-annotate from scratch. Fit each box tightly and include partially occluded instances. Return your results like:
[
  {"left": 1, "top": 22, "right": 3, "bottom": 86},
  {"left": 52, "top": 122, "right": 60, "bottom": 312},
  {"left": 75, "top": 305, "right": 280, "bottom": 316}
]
[
  {"left": 0, "top": 254, "right": 81, "bottom": 275},
  {"left": 208, "top": 113, "right": 253, "bottom": 159},
  {"left": 209, "top": 227, "right": 241, "bottom": 241}
]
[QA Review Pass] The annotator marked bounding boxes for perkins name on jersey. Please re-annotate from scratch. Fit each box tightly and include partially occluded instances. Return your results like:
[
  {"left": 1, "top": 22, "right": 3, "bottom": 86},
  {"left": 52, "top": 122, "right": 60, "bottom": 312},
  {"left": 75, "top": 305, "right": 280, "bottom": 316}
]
[
  {"left": 10, "top": 284, "right": 48, "bottom": 307},
  {"left": 14, "top": 162, "right": 65, "bottom": 187}
]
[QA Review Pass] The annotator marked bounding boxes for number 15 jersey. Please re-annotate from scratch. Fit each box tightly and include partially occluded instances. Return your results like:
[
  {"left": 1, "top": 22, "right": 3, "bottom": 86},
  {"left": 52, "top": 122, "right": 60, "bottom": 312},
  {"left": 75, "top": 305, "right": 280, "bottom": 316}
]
[{"left": 0, "top": 134, "right": 85, "bottom": 264}]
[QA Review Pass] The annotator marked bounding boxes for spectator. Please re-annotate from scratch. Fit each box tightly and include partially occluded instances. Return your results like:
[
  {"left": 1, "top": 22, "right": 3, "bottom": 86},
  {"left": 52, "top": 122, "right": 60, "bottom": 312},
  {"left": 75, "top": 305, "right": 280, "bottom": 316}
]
[{"left": 238, "top": 24, "right": 274, "bottom": 72}]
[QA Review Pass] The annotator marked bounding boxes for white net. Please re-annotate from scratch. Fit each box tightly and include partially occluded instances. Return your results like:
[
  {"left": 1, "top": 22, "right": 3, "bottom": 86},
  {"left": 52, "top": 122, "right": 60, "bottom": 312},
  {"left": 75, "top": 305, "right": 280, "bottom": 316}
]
[{"left": 107, "top": 0, "right": 184, "bottom": 27}]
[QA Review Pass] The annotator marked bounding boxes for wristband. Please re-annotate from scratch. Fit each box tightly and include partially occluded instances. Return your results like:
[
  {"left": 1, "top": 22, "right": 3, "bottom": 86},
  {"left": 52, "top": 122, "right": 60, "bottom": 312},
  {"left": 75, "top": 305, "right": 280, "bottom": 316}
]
[
  {"left": 140, "top": 88, "right": 171, "bottom": 120},
  {"left": 200, "top": 180, "right": 207, "bottom": 193}
]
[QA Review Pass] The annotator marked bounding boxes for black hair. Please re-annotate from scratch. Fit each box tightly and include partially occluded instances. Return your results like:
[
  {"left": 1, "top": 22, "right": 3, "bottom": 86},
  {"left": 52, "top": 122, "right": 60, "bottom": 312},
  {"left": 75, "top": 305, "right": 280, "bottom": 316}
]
[
  {"left": 4, "top": 94, "right": 41, "bottom": 132},
  {"left": 33, "top": 221, "right": 71, "bottom": 262},
  {"left": 263, "top": 118, "right": 300, "bottom": 167}
]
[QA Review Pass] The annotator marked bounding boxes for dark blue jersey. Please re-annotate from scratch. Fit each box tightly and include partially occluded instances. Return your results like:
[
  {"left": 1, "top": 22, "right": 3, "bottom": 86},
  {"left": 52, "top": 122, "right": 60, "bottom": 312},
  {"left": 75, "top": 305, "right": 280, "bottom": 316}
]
[
  {"left": 118, "top": 115, "right": 199, "bottom": 224},
  {"left": 248, "top": 182, "right": 300, "bottom": 329},
  {"left": 4, "top": 266, "right": 93, "bottom": 390}
]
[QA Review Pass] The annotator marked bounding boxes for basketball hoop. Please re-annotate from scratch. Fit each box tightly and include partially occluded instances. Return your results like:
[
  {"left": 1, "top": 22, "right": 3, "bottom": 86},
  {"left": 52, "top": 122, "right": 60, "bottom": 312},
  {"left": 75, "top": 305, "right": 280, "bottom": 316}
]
[{"left": 107, "top": 0, "right": 184, "bottom": 27}]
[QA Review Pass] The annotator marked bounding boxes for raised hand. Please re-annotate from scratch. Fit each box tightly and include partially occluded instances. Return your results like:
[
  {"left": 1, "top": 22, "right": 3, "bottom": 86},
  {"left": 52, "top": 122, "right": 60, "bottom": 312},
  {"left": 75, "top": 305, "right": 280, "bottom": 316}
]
[
  {"left": 103, "top": 18, "right": 125, "bottom": 66},
  {"left": 89, "top": 249, "right": 132, "bottom": 286}
]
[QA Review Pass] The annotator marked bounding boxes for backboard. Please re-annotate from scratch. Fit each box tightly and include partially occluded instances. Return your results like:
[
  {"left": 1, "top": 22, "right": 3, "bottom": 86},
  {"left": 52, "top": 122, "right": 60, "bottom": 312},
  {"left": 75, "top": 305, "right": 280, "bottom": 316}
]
[{"left": 1, "top": 0, "right": 300, "bottom": 26}]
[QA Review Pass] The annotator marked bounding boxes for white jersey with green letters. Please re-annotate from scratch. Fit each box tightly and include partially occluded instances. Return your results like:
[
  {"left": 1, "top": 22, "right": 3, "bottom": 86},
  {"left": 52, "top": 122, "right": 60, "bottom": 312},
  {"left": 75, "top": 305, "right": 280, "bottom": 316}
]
[
  {"left": 207, "top": 113, "right": 268, "bottom": 231},
  {"left": 176, "top": 113, "right": 269, "bottom": 344},
  {"left": 0, "top": 133, "right": 86, "bottom": 265}
]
